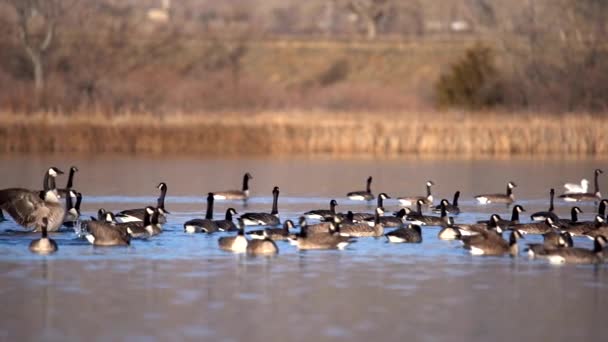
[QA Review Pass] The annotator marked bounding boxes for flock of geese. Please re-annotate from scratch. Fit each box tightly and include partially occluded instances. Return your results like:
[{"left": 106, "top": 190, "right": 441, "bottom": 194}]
[{"left": 0, "top": 167, "right": 607, "bottom": 264}]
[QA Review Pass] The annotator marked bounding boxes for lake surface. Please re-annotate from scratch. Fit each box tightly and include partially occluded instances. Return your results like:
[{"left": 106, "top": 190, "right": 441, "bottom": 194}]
[{"left": 1, "top": 155, "right": 607, "bottom": 342}]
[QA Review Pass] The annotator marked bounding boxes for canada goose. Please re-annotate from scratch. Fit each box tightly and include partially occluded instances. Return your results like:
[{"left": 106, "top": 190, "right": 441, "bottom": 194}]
[
  {"left": 433, "top": 191, "right": 460, "bottom": 215},
  {"left": 560, "top": 169, "right": 603, "bottom": 202},
  {"left": 404, "top": 199, "right": 426, "bottom": 224},
  {"left": 526, "top": 231, "right": 572, "bottom": 258},
  {"left": 84, "top": 213, "right": 131, "bottom": 246},
  {"left": 467, "top": 230, "right": 523, "bottom": 257},
  {"left": 183, "top": 193, "right": 219, "bottom": 233},
  {"left": 304, "top": 199, "right": 338, "bottom": 221},
  {"left": 398, "top": 180, "right": 435, "bottom": 207},
  {"left": 365, "top": 208, "right": 407, "bottom": 227},
  {"left": 146, "top": 208, "right": 163, "bottom": 236},
  {"left": 564, "top": 178, "right": 589, "bottom": 194},
  {"left": 115, "top": 182, "right": 169, "bottom": 223},
  {"left": 554, "top": 206, "right": 583, "bottom": 226},
  {"left": 246, "top": 238, "right": 279, "bottom": 255},
  {"left": 475, "top": 181, "right": 516, "bottom": 204},
  {"left": 565, "top": 215, "right": 605, "bottom": 237},
  {"left": 476, "top": 205, "right": 525, "bottom": 226},
  {"left": 298, "top": 216, "right": 336, "bottom": 235},
  {"left": 347, "top": 176, "right": 374, "bottom": 201},
  {"left": 215, "top": 208, "right": 238, "bottom": 232},
  {"left": 584, "top": 217, "right": 608, "bottom": 240},
  {"left": 438, "top": 217, "right": 462, "bottom": 240},
  {"left": 120, "top": 206, "right": 155, "bottom": 239},
  {"left": 544, "top": 235, "right": 607, "bottom": 264},
  {"left": 530, "top": 189, "right": 559, "bottom": 222},
  {"left": 57, "top": 166, "right": 78, "bottom": 196},
  {"left": 458, "top": 214, "right": 503, "bottom": 238},
  {"left": 295, "top": 225, "right": 353, "bottom": 250},
  {"left": 240, "top": 186, "right": 281, "bottom": 226},
  {"left": 0, "top": 167, "right": 65, "bottom": 232},
  {"left": 248, "top": 220, "right": 294, "bottom": 241},
  {"left": 337, "top": 208, "right": 384, "bottom": 237},
  {"left": 218, "top": 220, "right": 248, "bottom": 253},
  {"left": 385, "top": 224, "right": 422, "bottom": 243},
  {"left": 214, "top": 172, "right": 253, "bottom": 202},
  {"left": 407, "top": 200, "right": 447, "bottom": 226},
  {"left": 29, "top": 218, "right": 58, "bottom": 254},
  {"left": 62, "top": 190, "right": 81, "bottom": 228},
  {"left": 510, "top": 216, "right": 557, "bottom": 235}
]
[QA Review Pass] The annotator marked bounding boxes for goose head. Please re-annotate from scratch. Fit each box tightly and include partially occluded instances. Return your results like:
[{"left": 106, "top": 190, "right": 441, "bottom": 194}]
[{"left": 508, "top": 181, "right": 517, "bottom": 189}]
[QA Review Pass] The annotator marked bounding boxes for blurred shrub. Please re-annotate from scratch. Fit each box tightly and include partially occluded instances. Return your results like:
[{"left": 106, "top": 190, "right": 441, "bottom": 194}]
[
  {"left": 317, "top": 59, "right": 349, "bottom": 87},
  {"left": 435, "top": 44, "right": 503, "bottom": 109}
]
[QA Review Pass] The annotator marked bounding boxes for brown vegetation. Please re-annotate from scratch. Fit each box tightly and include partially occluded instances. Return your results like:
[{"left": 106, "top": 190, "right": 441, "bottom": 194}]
[{"left": 1, "top": 111, "right": 607, "bottom": 157}]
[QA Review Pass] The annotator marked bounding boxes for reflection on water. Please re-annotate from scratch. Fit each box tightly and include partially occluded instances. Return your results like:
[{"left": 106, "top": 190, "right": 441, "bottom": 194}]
[{"left": 0, "top": 156, "right": 607, "bottom": 341}]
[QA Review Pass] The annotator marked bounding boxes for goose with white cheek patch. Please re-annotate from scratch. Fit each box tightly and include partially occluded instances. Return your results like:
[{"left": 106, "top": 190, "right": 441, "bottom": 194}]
[
  {"left": 466, "top": 230, "right": 523, "bottom": 257},
  {"left": 304, "top": 199, "right": 338, "bottom": 221},
  {"left": 544, "top": 235, "right": 607, "bottom": 264},
  {"left": 84, "top": 212, "right": 131, "bottom": 246},
  {"left": 475, "top": 181, "right": 516, "bottom": 204},
  {"left": 530, "top": 188, "right": 559, "bottom": 222},
  {"left": 214, "top": 208, "right": 238, "bottom": 232},
  {"left": 214, "top": 172, "right": 253, "bottom": 203},
  {"left": 183, "top": 193, "right": 219, "bottom": 234},
  {"left": 294, "top": 225, "right": 354, "bottom": 250},
  {"left": 240, "top": 186, "right": 281, "bottom": 226},
  {"left": 433, "top": 191, "right": 460, "bottom": 215},
  {"left": 116, "top": 182, "right": 169, "bottom": 223},
  {"left": 248, "top": 219, "right": 294, "bottom": 241},
  {"left": 346, "top": 176, "right": 374, "bottom": 201},
  {"left": 398, "top": 180, "right": 435, "bottom": 207},
  {"left": 336, "top": 208, "right": 384, "bottom": 237},
  {"left": 385, "top": 224, "right": 422, "bottom": 243},
  {"left": 526, "top": 231, "right": 572, "bottom": 258},
  {"left": 218, "top": 220, "right": 248, "bottom": 253}
]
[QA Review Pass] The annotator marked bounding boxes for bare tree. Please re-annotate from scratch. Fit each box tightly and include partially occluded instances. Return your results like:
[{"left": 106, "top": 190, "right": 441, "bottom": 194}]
[
  {"left": 344, "top": 0, "right": 391, "bottom": 40},
  {"left": 5, "top": 0, "right": 61, "bottom": 94}
]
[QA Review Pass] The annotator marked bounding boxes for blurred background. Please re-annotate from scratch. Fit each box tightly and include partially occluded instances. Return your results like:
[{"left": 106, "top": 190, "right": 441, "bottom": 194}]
[{"left": 0, "top": 0, "right": 607, "bottom": 156}]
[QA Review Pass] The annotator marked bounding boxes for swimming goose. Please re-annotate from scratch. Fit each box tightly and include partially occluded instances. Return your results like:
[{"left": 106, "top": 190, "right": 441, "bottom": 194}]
[
  {"left": 214, "top": 172, "right": 253, "bottom": 202},
  {"left": 385, "top": 224, "right": 422, "bottom": 243},
  {"left": 218, "top": 220, "right": 248, "bottom": 253},
  {"left": 215, "top": 208, "right": 238, "bottom": 232},
  {"left": 120, "top": 206, "right": 156, "bottom": 238},
  {"left": 0, "top": 167, "right": 65, "bottom": 232},
  {"left": 365, "top": 207, "right": 407, "bottom": 227},
  {"left": 62, "top": 190, "right": 81, "bottom": 228},
  {"left": 29, "top": 218, "right": 58, "bottom": 254},
  {"left": 398, "top": 180, "right": 435, "bottom": 207},
  {"left": 544, "top": 235, "right": 607, "bottom": 264},
  {"left": 146, "top": 208, "right": 163, "bottom": 236},
  {"left": 248, "top": 220, "right": 294, "bottom": 241},
  {"left": 84, "top": 213, "right": 131, "bottom": 246},
  {"left": 116, "top": 182, "right": 169, "bottom": 223},
  {"left": 510, "top": 216, "right": 557, "bottom": 235},
  {"left": 526, "top": 231, "right": 573, "bottom": 258},
  {"left": 407, "top": 200, "right": 447, "bottom": 226},
  {"left": 433, "top": 191, "right": 460, "bottom": 215},
  {"left": 304, "top": 199, "right": 338, "bottom": 221},
  {"left": 246, "top": 238, "right": 279, "bottom": 255},
  {"left": 295, "top": 225, "right": 353, "bottom": 250},
  {"left": 475, "top": 181, "right": 516, "bottom": 204},
  {"left": 584, "top": 217, "right": 608, "bottom": 240},
  {"left": 183, "top": 193, "right": 220, "bottom": 233},
  {"left": 554, "top": 206, "right": 583, "bottom": 227},
  {"left": 564, "top": 178, "right": 589, "bottom": 194},
  {"left": 57, "top": 166, "right": 78, "bottom": 197},
  {"left": 466, "top": 230, "right": 523, "bottom": 257},
  {"left": 337, "top": 208, "right": 384, "bottom": 237},
  {"left": 530, "top": 189, "right": 559, "bottom": 222},
  {"left": 565, "top": 215, "right": 605, "bottom": 237},
  {"left": 458, "top": 214, "right": 503, "bottom": 238},
  {"left": 240, "top": 186, "right": 281, "bottom": 226},
  {"left": 347, "top": 176, "right": 374, "bottom": 201},
  {"left": 404, "top": 199, "right": 426, "bottom": 225},
  {"left": 476, "top": 205, "right": 525, "bottom": 227},
  {"left": 298, "top": 216, "right": 336, "bottom": 235},
  {"left": 560, "top": 169, "right": 603, "bottom": 202},
  {"left": 438, "top": 217, "right": 462, "bottom": 240}
]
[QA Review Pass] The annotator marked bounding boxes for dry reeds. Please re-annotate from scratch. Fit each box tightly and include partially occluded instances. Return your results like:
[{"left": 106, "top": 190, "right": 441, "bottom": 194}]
[{"left": 0, "top": 111, "right": 606, "bottom": 157}]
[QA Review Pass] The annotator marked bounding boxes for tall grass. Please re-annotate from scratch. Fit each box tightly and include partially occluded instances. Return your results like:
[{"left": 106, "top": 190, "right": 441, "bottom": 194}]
[{"left": 1, "top": 111, "right": 606, "bottom": 157}]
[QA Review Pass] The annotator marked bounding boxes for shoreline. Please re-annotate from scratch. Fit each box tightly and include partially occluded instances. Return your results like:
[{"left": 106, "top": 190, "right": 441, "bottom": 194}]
[{"left": 1, "top": 111, "right": 606, "bottom": 157}]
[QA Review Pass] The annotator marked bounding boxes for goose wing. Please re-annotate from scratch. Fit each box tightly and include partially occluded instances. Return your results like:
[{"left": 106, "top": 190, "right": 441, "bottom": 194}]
[{"left": 0, "top": 189, "right": 46, "bottom": 228}]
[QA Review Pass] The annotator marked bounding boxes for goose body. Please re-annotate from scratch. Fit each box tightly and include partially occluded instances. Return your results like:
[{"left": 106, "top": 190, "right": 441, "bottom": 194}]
[
  {"left": 184, "top": 193, "right": 219, "bottom": 233},
  {"left": 118, "top": 207, "right": 156, "bottom": 238},
  {"left": 511, "top": 216, "right": 557, "bottom": 235},
  {"left": 385, "top": 224, "right": 422, "bottom": 243},
  {"left": 564, "top": 178, "right": 589, "bottom": 194},
  {"left": 365, "top": 208, "right": 406, "bottom": 227},
  {"left": 214, "top": 172, "right": 252, "bottom": 201},
  {"left": 544, "top": 236, "right": 607, "bottom": 264},
  {"left": 467, "top": 230, "right": 523, "bottom": 257},
  {"left": 561, "top": 211, "right": 600, "bottom": 236},
  {"left": 526, "top": 231, "right": 572, "bottom": 258},
  {"left": 338, "top": 208, "right": 384, "bottom": 237},
  {"left": 29, "top": 218, "right": 58, "bottom": 254},
  {"left": 218, "top": 222, "right": 248, "bottom": 253},
  {"left": 475, "top": 181, "right": 516, "bottom": 204},
  {"left": 398, "top": 180, "right": 434, "bottom": 207},
  {"left": 530, "top": 189, "right": 559, "bottom": 222},
  {"left": 241, "top": 186, "right": 281, "bottom": 226},
  {"left": 116, "top": 182, "right": 169, "bottom": 223},
  {"left": 559, "top": 169, "right": 602, "bottom": 202},
  {"left": 246, "top": 238, "right": 279, "bottom": 255},
  {"left": 476, "top": 205, "right": 525, "bottom": 227},
  {"left": 438, "top": 217, "right": 462, "bottom": 240},
  {"left": 304, "top": 199, "right": 338, "bottom": 221},
  {"left": 215, "top": 208, "right": 238, "bottom": 232},
  {"left": 248, "top": 220, "right": 294, "bottom": 241},
  {"left": 0, "top": 167, "right": 66, "bottom": 232},
  {"left": 433, "top": 191, "right": 460, "bottom": 215},
  {"left": 84, "top": 215, "right": 131, "bottom": 246},
  {"left": 407, "top": 200, "right": 447, "bottom": 226},
  {"left": 346, "top": 176, "right": 374, "bottom": 201},
  {"left": 295, "top": 226, "right": 353, "bottom": 250},
  {"left": 458, "top": 215, "right": 503, "bottom": 239}
]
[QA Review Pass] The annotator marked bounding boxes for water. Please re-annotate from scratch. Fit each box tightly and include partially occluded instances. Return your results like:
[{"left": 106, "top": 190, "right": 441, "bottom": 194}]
[{"left": 1, "top": 155, "right": 607, "bottom": 341}]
